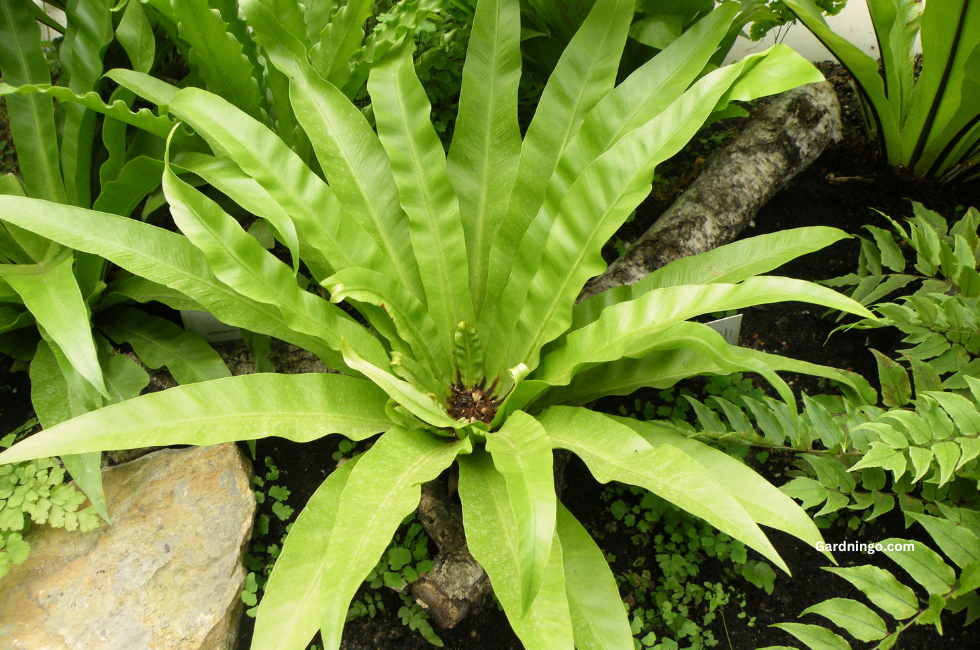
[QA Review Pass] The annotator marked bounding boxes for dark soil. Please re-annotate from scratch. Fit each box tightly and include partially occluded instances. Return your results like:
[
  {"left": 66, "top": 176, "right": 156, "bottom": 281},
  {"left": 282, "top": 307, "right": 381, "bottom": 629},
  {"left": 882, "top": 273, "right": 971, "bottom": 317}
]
[{"left": 2, "top": 61, "right": 980, "bottom": 650}]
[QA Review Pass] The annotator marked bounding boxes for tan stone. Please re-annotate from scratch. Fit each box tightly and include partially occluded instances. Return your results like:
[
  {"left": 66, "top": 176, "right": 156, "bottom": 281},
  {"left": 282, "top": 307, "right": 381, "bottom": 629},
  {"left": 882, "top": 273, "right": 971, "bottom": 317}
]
[{"left": 0, "top": 443, "right": 255, "bottom": 650}]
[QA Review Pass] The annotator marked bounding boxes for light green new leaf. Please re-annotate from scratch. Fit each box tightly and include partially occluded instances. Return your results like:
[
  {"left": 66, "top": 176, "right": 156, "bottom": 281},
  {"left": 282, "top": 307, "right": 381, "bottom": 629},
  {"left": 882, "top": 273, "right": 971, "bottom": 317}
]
[
  {"left": 253, "top": 455, "right": 361, "bottom": 650},
  {"left": 618, "top": 416, "right": 827, "bottom": 558},
  {"left": 447, "top": 0, "right": 522, "bottom": 316},
  {"left": 458, "top": 450, "right": 575, "bottom": 650},
  {"left": 801, "top": 598, "right": 888, "bottom": 642},
  {"left": 556, "top": 503, "right": 633, "bottom": 650},
  {"left": 907, "top": 513, "right": 980, "bottom": 570},
  {"left": 318, "top": 427, "right": 470, "bottom": 650},
  {"left": 172, "top": 0, "right": 265, "bottom": 122},
  {"left": 0, "top": 195, "right": 343, "bottom": 365},
  {"left": 340, "top": 339, "right": 460, "bottom": 431},
  {"left": 369, "top": 40, "right": 475, "bottom": 346},
  {"left": 486, "top": 411, "right": 556, "bottom": 614},
  {"left": 162, "top": 147, "right": 389, "bottom": 369},
  {"left": 880, "top": 537, "right": 955, "bottom": 595},
  {"left": 454, "top": 322, "right": 482, "bottom": 387},
  {"left": 824, "top": 566, "right": 919, "bottom": 619},
  {"left": 323, "top": 267, "right": 451, "bottom": 380},
  {"left": 0, "top": 248, "right": 107, "bottom": 397},
  {"left": 771, "top": 622, "right": 852, "bottom": 650},
  {"left": 0, "top": 0, "right": 66, "bottom": 203},
  {"left": 97, "top": 305, "right": 231, "bottom": 385},
  {"left": 117, "top": 0, "right": 155, "bottom": 73},
  {"left": 539, "top": 406, "right": 788, "bottom": 572},
  {"left": 536, "top": 277, "right": 873, "bottom": 388},
  {"left": 0, "top": 373, "right": 391, "bottom": 466}
]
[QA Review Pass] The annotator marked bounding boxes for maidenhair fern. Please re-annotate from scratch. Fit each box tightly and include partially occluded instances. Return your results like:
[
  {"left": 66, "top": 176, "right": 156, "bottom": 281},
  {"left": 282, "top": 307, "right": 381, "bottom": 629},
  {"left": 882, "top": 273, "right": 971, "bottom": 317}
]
[{"left": 0, "top": 446, "right": 100, "bottom": 579}]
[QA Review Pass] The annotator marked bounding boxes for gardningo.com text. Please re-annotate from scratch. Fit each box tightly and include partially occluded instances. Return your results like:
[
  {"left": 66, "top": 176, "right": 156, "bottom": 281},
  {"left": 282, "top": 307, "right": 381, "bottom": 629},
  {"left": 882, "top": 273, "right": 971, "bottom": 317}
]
[{"left": 815, "top": 541, "right": 915, "bottom": 555}]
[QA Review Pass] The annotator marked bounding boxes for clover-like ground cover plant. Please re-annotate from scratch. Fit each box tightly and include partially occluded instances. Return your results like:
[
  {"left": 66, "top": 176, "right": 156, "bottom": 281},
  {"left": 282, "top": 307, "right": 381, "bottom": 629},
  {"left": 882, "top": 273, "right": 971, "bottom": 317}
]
[{"left": 0, "top": 0, "right": 878, "bottom": 648}]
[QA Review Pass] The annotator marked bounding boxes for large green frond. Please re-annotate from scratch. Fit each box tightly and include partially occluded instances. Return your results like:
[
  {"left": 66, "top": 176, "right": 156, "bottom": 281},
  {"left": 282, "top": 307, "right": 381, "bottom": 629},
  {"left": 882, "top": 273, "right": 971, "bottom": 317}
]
[
  {"left": 0, "top": 373, "right": 391, "bottom": 465},
  {"left": 318, "top": 427, "right": 470, "bottom": 650},
  {"left": 539, "top": 406, "right": 788, "bottom": 572},
  {"left": 458, "top": 450, "right": 575, "bottom": 650},
  {"left": 369, "top": 39, "right": 475, "bottom": 348}
]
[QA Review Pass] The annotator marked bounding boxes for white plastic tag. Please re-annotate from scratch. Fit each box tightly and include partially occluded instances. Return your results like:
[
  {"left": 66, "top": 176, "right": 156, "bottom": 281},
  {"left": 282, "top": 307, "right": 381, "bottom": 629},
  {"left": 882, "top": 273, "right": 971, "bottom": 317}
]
[{"left": 705, "top": 314, "right": 742, "bottom": 346}]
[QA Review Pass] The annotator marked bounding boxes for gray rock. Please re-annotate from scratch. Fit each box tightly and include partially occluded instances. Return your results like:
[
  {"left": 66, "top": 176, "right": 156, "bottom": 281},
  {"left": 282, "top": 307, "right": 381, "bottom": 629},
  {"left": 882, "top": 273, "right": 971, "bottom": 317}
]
[{"left": 0, "top": 443, "right": 255, "bottom": 650}]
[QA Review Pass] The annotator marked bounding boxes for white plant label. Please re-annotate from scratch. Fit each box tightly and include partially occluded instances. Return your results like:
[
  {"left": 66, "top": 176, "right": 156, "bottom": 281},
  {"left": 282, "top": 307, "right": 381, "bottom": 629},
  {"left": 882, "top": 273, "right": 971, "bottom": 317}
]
[
  {"left": 180, "top": 310, "right": 242, "bottom": 342},
  {"left": 705, "top": 314, "right": 742, "bottom": 346}
]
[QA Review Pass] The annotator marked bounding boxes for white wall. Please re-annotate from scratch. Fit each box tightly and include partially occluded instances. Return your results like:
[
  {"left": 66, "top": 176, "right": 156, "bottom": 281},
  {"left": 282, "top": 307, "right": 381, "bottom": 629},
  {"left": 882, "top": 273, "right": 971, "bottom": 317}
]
[{"left": 725, "top": 0, "right": 923, "bottom": 64}]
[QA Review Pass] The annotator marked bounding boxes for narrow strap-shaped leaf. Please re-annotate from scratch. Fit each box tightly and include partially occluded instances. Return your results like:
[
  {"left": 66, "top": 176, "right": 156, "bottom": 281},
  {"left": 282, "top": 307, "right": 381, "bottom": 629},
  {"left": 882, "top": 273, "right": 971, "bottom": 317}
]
[
  {"left": 172, "top": 152, "right": 300, "bottom": 271},
  {"left": 318, "top": 427, "right": 470, "bottom": 650},
  {"left": 784, "top": 0, "right": 902, "bottom": 166},
  {"left": 162, "top": 143, "right": 389, "bottom": 369},
  {"left": 446, "top": 0, "right": 522, "bottom": 317},
  {"left": 97, "top": 305, "right": 231, "bottom": 385},
  {"left": 903, "top": 0, "right": 980, "bottom": 173},
  {"left": 535, "top": 277, "right": 874, "bottom": 388},
  {"left": 634, "top": 227, "right": 851, "bottom": 294},
  {"left": 102, "top": 275, "right": 204, "bottom": 312},
  {"left": 479, "top": 0, "right": 632, "bottom": 345},
  {"left": 0, "top": 0, "right": 66, "bottom": 202},
  {"left": 549, "top": 3, "right": 738, "bottom": 210},
  {"left": 172, "top": 0, "right": 266, "bottom": 123},
  {"left": 323, "top": 266, "right": 451, "bottom": 380},
  {"left": 556, "top": 502, "right": 633, "bottom": 650},
  {"left": 538, "top": 406, "right": 788, "bottom": 572},
  {"left": 91, "top": 156, "right": 165, "bottom": 218},
  {"left": 530, "top": 321, "right": 797, "bottom": 410},
  {"left": 823, "top": 565, "right": 919, "bottom": 619},
  {"left": 617, "top": 416, "right": 827, "bottom": 555},
  {"left": 0, "top": 195, "right": 345, "bottom": 366},
  {"left": 0, "top": 82, "right": 176, "bottom": 137},
  {"left": 117, "top": 0, "right": 155, "bottom": 73},
  {"left": 369, "top": 40, "right": 475, "bottom": 348},
  {"left": 168, "top": 87, "right": 393, "bottom": 282},
  {"left": 103, "top": 68, "right": 179, "bottom": 106},
  {"left": 98, "top": 87, "right": 133, "bottom": 189},
  {"left": 454, "top": 322, "right": 483, "bottom": 387},
  {"left": 285, "top": 61, "right": 424, "bottom": 299},
  {"left": 0, "top": 373, "right": 392, "bottom": 466},
  {"left": 458, "top": 450, "right": 575, "bottom": 650},
  {"left": 0, "top": 248, "right": 108, "bottom": 397},
  {"left": 867, "top": 0, "right": 921, "bottom": 126},
  {"left": 309, "top": 0, "right": 373, "bottom": 87},
  {"left": 485, "top": 411, "right": 556, "bottom": 614},
  {"left": 340, "top": 339, "right": 460, "bottom": 431},
  {"left": 252, "top": 455, "right": 361, "bottom": 650},
  {"left": 60, "top": 0, "right": 113, "bottom": 208}
]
